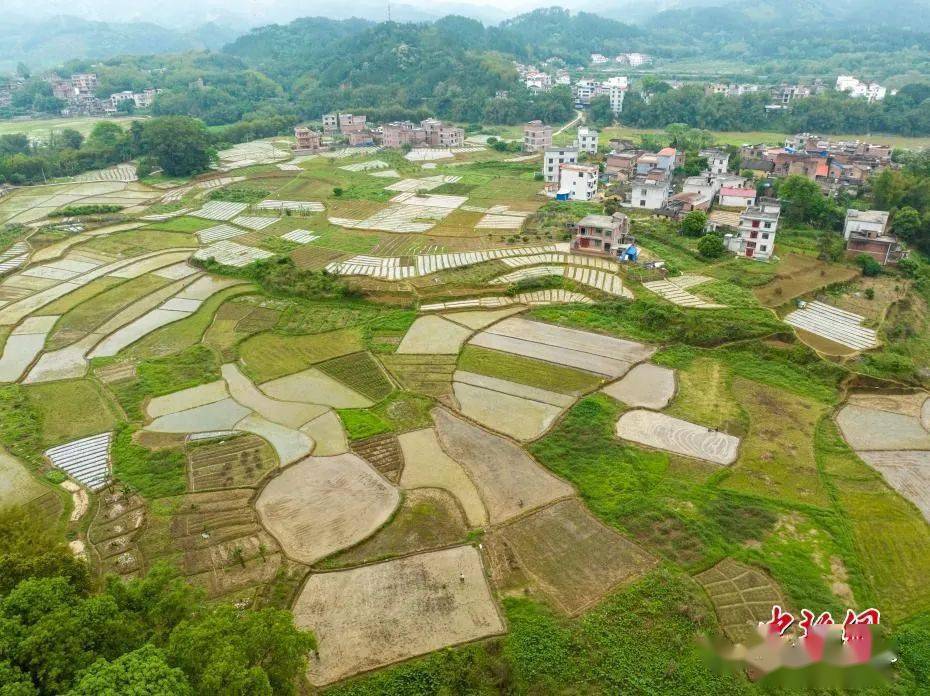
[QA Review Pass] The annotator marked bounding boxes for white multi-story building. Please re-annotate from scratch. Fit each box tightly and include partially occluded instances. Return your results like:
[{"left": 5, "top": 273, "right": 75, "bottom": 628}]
[
  {"left": 836, "top": 75, "right": 887, "bottom": 102},
  {"left": 629, "top": 177, "right": 670, "bottom": 210},
  {"left": 573, "top": 79, "right": 602, "bottom": 106},
  {"left": 699, "top": 148, "right": 729, "bottom": 175},
  {"left": 590, "top": 53, "right": 609, "bottom": 64},
  {"left": 557, "top": 164, "right": 599, "bottom": 201},
  {"left": 574, "top": 127, "right": 599, "bottom": 154},
  {"left": 525, "top": 71, "right": 552, "bottom": 93},
  {"left": 726, "top": 198, "right": 781, "bottom": 261},
  {"left": 624, "top": 53, "right": 651, "bottom": 67},
  {"left": 543, "top": 146, "right": 578, "bottom": 183},
  {"left": 603, "top": 76, "right": 629, "bottom": 114}
]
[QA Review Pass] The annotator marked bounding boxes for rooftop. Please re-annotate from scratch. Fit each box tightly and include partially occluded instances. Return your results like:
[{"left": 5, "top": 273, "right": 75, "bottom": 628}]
[
  {"left": 657, "top": 147, "right": 677, "bottom": 157},
  {"left": 720, "top": 187, "right": 756, "bottom": 197},
  {"left": 577, "top": 213, "right": 627, "bottom": 229},
  {"left": 846, "top": 209, "right": 890, "bottom": 225}
]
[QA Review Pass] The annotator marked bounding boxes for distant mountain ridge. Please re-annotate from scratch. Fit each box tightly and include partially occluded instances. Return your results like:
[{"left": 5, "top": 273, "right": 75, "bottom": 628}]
[{"left": 0, "top": 15, "right": 240, "bottom": 73}]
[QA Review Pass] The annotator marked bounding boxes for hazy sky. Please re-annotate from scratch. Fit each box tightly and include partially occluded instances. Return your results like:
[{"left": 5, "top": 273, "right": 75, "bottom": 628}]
[{"left": 4, "top": 0, "right": 583, "bottom": 26}]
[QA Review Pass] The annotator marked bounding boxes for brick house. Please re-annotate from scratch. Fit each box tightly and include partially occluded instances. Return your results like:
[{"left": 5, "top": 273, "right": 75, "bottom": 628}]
[
  {"left": 523, "top": 120, "right": 553, "bottom": 152},
  {"left": 293, "top": 126, "right": 323, "bottom": 152},
  {"left": 844, "top": 209, "right": 907, "bottom": 265},
  {"left": 572, "top": 212, "right": 632, "bottom": 255}
]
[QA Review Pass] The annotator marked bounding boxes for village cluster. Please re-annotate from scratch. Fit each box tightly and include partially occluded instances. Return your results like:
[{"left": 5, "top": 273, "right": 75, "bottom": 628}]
[{"left": 0, "top": 71, "right": 163, "bottom": 117}]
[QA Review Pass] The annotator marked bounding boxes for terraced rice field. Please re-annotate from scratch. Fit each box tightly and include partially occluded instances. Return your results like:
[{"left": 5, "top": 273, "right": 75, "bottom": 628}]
[
  {"left": 615, "top": 410, "right": 741, "bottom": 465},
  {"left": 293, "top": 545, "right": 504, "bottom": 685},
  {"left": 485, "top": 498, "right": 655, "bottom": 615},
  {"left": 255, "top": 453, "right": 400, "bottom": 564},
  {"left": 187, "top": 433, "right": 277, "bottom": 490},
  {"left": 784, "top": 301, "right": 879, "bottom": 352},
  {"left": 432, "top": 407, "right": 574, "bottom": 523},
  {"left": 379, "top": 354, "right": 457, "bottom": 397},
  {"left": 695, "top": 558, "right": 784, "bottom": 644},
  {"left": 316, "top": 351, "right": 394, "bottom": 401},
  {"left": 137, "top": 489, "right": 283, "bottom": 599},
  {"left": 468, "top": 316, "right": 654, "bottom": 378}
]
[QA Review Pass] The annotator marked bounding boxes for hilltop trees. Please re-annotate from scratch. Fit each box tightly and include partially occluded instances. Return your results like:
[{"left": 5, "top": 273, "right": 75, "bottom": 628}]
[{"left": 139, "top": 117, "right": 213, "bottom": 177}]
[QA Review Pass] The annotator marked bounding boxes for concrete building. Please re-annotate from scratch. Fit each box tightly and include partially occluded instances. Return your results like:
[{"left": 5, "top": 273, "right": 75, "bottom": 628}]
[
  {"left": 523, "top": 120, "right": 553, "bottom": 152},
  {"left": 50, "top": 79, "right": 75, "bottom": 101},
  {"left": 605, "top": 150, "right": 640, "bottom": 181},
  {"left": 629, "top": 176, "right": 670, "bottom": 210},
  {"left": 718, "top": 187, "right": 757, "bottom": 208},
  {"left": 347, "top": 130, "right": 375, "bottom": 146},
  {"left": 572, "top": 212, "right": 631, "bottom": 255},
  {"left": 836, "top": 75, "right": 887, "bottom": 102},
  {"left": 382, "top": 121, "right": 427, "bottom": 148},
  {"left": 603, "top": 76, "right": 629, "bottom": 114},
  {"left": 543, "top": 146, "right": 578, "bottom": 184},
  {"left": 338, "top": 113, "right": 367, "bottom": 134},
  {"left": 557, "top": 163, "right": 599, "bottom": 201},
  {"left": 322, "top": 113, "right": 338, "bottom": 133},
  {"left": 70, "top": 73, "right": 97, "bottom": 95},
  {"left": 294, "top": 126, "right": 323, "bottom": 152},
  {"left": 422, "top": 119, "right": 465, "bottom": 147},
  {"left": 726, "top": 198, "right": 781, "bottom": 261},
  {"left": 699, "top": 148, "right": 729, "bottom": 175},
  {"left": 843, "top": 209, "right": 906, "bottom": 265},
  {"left": 573, "top": 79, "right": 601, "bottom": 107},
  {"left": 574, "top": 127, "right": 599, "bottom": 154},
  {"left": 683, "top": 174, "right": 719, "bottom": 201},
  {"left": 525, "top": 71, "right": 552, "bottom": 93}
]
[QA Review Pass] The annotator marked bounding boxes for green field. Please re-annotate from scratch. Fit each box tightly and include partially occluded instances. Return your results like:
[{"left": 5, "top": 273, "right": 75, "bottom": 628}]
[{"left": 0, "top": 115, "right": 137, "bottom": 140}]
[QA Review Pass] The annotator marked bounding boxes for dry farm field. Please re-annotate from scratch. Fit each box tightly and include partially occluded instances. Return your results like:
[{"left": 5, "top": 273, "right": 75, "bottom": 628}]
[{"left": 3, "top": 132, "right": 930, "bottom": 692}]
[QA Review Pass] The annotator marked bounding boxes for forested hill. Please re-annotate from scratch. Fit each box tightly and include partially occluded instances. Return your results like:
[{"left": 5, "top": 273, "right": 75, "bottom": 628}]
[
  {"left": 222, "top": 17, "right": 374, "bottom": 80},
  {"left": 223, "top": 15, "right": 579, "bottom": 124}
]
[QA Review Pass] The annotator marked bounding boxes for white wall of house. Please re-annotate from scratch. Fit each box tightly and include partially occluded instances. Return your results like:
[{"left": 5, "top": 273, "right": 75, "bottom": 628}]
[
  {"left": 719, "top": 192, "right": 756, "bottom": 207},
  {"left": 559, "top": 167, "right": 598, "bottom": 201},
  {"left": 575, "top": 128, "right": 599, "bottom": 154},
  {"left": 543, "top": 148, "right": 578, "bottom": 183},
  {"left": 629, "top": 182, "right": 668, "bottom": 209}
]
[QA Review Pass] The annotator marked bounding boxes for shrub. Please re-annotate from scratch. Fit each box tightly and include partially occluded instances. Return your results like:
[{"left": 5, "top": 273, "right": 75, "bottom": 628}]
[
  {"left": 697, "top": 233, "right": 726, "bottom": 258},
  {"left": 680, "top": 210, "right": 708, "bottom": 237},
  {"left": 47, "top": 204, "right": 123, "bottom": 217},
  {"left": 855, "top": 253, "right": 882, "bottom": 277}
]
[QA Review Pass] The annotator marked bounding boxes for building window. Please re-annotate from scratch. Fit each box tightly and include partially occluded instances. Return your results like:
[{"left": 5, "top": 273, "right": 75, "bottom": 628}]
[
  {"left": 760, "top": 245, "right": 767, "bottom": 251},
  {"left": 762, "top": 233, "right": 769, "bottom": 240}
]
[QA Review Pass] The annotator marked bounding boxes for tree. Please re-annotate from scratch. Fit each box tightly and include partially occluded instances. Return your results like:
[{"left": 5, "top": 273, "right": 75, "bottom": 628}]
[
  {"left": 0, "top": 135, "right": 30, "bottom": 157},
  {"left": 60, "top": 129, "right": 84, "bottom": 150},
  {"left": 893, "top": 206, "right": 922, "bottom": 242},
  {"left": 776, "top": 174, "right": 841, "bottom": 229},
  {"left": 856, "top": 253, "right": 882, "bottom": 277},
  {"left": 167, "top": 605, "right": 315, "bottom": 696},
  {"left": 587, "top": 94, "right": 613, "bottom": 128},
  {"left": 697, "top": 233, "right": 726, "bottom": 258},
  {"left": 680, "top": 210, "right": 708, "bottom": 237},
  {"left": 68, "top": 645, "right": 192, "bottom": 696},
  {"left": 816, "top": 231, "right": 845, "bottom": 262},
  {"left": 140, "top": 117, "right": 213, "bottom": 177}
]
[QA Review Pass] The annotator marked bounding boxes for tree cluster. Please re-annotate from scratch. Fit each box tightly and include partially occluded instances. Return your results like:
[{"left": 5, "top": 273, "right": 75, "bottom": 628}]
[
  {"left": 0, "top": 507, "right": 315, "bottom": 695},
  {"left": 622, "top": 85, "right": 930, "bottom": 138}
]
